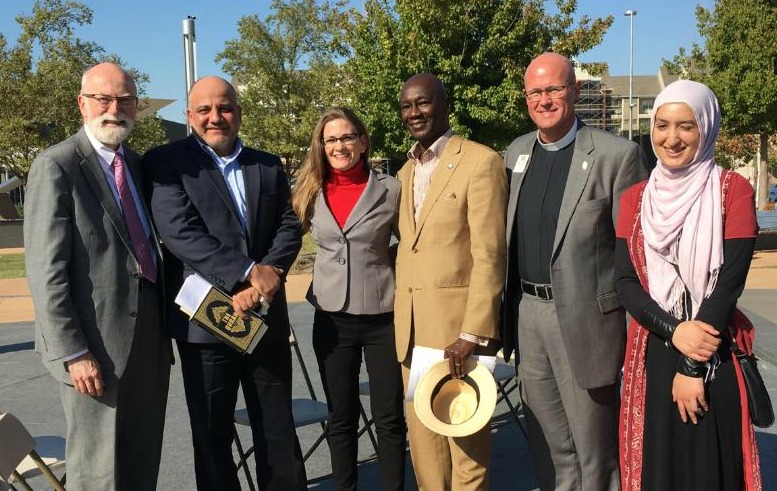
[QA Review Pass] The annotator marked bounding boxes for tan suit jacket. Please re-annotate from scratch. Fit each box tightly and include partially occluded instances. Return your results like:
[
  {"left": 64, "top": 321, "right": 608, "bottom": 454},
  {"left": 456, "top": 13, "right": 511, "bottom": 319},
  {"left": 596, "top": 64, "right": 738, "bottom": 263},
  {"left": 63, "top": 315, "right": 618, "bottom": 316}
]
[{"left": 394, "top": 135, "right": 507, "bottom": 362}]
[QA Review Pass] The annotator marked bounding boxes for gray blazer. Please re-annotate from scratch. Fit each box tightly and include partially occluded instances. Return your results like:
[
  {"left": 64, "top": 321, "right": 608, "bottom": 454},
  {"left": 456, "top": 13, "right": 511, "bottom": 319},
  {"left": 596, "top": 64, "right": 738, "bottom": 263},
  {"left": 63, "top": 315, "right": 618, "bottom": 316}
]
[
  {"left": 307, "top": 169, "right": 400, "bottom": 314},
  {"left": 24, "top": 128, "right": 167, "bottom": 385},
  {"left": 501, "top": 122, "right": 648, "bottom": 389}
]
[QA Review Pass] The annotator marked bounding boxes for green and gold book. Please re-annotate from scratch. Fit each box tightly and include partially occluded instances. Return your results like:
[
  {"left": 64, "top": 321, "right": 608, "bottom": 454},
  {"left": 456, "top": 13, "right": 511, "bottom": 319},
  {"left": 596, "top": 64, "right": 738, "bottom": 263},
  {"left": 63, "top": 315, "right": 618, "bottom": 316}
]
[{"left": 175, "top": 274, "right": 268, "bottom": 353}]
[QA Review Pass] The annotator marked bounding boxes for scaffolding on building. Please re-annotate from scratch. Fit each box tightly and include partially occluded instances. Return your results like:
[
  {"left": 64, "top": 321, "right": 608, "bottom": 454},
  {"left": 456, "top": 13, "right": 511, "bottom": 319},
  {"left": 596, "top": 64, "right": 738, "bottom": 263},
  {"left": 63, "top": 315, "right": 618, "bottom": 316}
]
[{"left": 575, "top": 79, "right": 620, "bottom": 135}]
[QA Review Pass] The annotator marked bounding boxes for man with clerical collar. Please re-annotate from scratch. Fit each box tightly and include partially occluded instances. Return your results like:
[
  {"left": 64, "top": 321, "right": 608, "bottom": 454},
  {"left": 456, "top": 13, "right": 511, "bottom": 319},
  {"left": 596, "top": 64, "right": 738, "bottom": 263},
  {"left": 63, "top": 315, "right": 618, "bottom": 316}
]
[
  {"left": 393, "top": 73, "right": 507, "bottom": 489},
  {"left": 145, "top": 76, "right": 306, "bottom": 490},
  {"left": 501, "top": 52, "right": 648, "bottom": 490},
  {"left": 25, "top": 62, "right": 172, "bottom": 488}
]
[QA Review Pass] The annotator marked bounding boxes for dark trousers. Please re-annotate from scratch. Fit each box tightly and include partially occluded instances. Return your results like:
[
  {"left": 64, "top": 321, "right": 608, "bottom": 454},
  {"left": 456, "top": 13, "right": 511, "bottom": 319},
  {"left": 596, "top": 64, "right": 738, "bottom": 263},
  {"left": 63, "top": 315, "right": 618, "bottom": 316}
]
[
  {"left": 177, "top": 339, "right": 306, "bottom": 491},
  {"left": 313, "top": 310, "right": 406, "bottom": 491}
]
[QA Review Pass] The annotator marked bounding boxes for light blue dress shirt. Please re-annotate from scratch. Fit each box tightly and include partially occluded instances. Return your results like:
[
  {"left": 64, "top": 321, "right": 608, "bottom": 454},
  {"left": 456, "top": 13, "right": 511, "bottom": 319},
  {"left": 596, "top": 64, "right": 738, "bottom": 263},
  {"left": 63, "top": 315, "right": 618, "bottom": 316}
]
[
  {"left": 197, "top": 138, "right": 247, "bottom": 232},
  {"left": 196, "top": 138, "right": 255, "bottom": 281}
]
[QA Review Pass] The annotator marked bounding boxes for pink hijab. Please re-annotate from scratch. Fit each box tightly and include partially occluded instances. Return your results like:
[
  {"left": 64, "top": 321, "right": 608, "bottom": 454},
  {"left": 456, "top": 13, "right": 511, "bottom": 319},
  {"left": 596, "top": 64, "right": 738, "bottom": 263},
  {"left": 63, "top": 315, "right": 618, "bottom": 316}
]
[{"left": 640, "top": 80, "right": 723, "bottom": 318}]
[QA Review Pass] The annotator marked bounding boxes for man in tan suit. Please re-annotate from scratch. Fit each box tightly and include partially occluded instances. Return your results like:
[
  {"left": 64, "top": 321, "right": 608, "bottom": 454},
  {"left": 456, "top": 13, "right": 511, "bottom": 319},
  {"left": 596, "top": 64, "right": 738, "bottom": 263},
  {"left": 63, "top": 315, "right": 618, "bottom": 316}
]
[{"left": 393, "top": 73, "right": 507, "bottom": 490}]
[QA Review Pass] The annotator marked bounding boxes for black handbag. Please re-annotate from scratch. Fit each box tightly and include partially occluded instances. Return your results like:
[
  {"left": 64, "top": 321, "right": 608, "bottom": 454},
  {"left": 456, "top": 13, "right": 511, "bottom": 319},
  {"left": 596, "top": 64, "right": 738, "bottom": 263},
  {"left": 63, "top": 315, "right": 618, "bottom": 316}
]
[{"left": 731, "top": 340, "right": 775, "bottom": 428}]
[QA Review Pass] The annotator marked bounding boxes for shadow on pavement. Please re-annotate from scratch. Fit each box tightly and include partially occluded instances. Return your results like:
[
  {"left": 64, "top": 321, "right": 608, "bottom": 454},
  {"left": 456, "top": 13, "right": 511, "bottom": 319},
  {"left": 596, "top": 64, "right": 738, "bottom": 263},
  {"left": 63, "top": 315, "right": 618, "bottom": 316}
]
[
  {"left": 3, "top": 299, "right": 777, "bottom": 490},
  {"left": 0, "top": 340, "right": 33, "bottom": 355}
]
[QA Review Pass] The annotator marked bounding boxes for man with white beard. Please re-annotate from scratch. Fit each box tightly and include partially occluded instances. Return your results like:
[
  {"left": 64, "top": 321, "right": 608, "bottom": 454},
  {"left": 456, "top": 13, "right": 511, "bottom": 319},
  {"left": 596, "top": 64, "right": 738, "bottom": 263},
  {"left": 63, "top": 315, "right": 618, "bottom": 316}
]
[{"left": 24, "top": 62, "right": 172, "bottom": 489}]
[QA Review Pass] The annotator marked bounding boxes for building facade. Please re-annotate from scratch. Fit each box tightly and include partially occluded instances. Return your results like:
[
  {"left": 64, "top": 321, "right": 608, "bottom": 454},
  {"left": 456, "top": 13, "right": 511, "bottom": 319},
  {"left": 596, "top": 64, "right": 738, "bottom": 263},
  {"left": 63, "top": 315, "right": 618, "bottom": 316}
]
[{"left": 574, "top": 64, "right": 678, "bottom": 139}]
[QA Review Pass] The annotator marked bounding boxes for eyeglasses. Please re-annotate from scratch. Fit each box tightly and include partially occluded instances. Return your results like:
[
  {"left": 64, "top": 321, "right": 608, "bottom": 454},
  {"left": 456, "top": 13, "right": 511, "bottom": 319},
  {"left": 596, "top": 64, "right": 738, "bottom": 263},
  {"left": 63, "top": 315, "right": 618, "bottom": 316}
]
[
  {"left": 523, "top": 84, "right": 571, "bottom": 103},
  {"left": 323, "top": 134, "right": 359, "bottom": 147},
  {"left": 81, "top": 93, "right": 138, "bottom": 108}
]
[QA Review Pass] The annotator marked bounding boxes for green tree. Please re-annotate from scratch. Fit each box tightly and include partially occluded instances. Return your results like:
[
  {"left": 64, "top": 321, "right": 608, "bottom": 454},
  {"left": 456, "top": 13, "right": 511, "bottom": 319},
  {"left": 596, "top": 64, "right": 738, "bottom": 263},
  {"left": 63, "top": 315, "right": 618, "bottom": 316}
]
[
  {"left": 0, "top": 0, "right": 167, "bottom": 185},
  {"left": 127, "top": 111, "right": 167, "bottom": 155},
  {"left": 665, "top": 0, "right": 777, "bottom": 207},
  {"left": 346, "top": 0, "right": 613, "bottom": 161},
  {"left": 217, "top": 0, "right": 351, "bottom": 176}
]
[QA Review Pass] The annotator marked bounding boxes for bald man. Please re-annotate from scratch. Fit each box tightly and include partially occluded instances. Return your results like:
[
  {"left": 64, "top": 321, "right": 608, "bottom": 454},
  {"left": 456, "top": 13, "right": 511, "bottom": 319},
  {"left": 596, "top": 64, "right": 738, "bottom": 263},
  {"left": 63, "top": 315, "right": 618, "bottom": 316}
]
[
  {"left": 501, "top": 52, "right": 648, "bottom": 490},
  {"left": 393, "top": 73, "right": 507, "bottom": 489},
  {"left": 145, "top": 76, "right": 305, "bottom": 490},
  {"left": 25, "top": 62, "right": 172, "bottom": 488}
]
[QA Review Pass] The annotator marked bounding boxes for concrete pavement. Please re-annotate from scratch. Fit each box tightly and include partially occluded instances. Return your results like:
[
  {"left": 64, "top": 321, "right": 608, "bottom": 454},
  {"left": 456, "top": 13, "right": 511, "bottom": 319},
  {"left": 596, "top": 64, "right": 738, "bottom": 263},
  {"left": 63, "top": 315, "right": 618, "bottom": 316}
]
[
  {"left": 0, "top": 303, "right": 537, "bottom": 490},
  {"left": 2, "top": 251, "right": 777, "bottom": 489}
]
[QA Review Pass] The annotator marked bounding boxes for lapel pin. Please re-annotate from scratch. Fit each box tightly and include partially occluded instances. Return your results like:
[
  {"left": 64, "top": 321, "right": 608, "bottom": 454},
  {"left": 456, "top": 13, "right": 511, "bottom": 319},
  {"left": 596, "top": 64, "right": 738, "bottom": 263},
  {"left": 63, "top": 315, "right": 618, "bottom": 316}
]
[
  {"left": 582, "top": 161, "right": 589, "bottom": 170},
  {"left": 447, "top": 162, "right": 454, "bottom": 169}
]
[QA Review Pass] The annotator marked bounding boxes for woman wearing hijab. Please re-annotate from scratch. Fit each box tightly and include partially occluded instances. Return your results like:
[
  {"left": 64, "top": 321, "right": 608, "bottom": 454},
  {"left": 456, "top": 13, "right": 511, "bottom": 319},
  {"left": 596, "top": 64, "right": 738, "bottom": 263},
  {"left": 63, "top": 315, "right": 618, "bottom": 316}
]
[
  {"left": 292, "top": 107, "right": 406, "bottom": 491},
  {"left": 616, "top": 80, "right": 762, "bottom": 490}
]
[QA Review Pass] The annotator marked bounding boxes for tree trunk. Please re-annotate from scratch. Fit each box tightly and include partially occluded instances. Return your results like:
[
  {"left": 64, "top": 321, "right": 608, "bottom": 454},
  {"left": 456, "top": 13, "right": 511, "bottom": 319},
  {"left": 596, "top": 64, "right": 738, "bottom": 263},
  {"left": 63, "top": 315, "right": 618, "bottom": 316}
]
[{"left": 756, "top": 132, "right": 769, "bottom": 209}]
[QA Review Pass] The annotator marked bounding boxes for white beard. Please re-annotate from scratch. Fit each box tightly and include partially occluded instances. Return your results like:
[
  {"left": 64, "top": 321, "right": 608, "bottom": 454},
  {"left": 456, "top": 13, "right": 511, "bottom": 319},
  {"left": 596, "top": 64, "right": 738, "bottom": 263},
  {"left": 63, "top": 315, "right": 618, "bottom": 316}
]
[{"left": 87, "top": 114, "right": 135, "bottom": 146}]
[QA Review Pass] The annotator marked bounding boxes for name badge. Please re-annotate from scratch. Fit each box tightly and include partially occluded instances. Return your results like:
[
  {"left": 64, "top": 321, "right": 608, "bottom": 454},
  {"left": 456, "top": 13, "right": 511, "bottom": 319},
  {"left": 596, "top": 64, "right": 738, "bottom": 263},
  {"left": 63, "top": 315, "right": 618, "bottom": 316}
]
[{"left": 514, "top": 154, "right": 530, "bottom": 173}]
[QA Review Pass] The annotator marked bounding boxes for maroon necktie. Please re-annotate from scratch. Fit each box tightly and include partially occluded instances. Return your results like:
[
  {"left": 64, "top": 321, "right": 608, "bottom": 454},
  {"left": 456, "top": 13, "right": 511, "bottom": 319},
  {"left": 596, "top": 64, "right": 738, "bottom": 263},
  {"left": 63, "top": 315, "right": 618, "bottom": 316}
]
[{"left": 112, "top": 153, "right": 157, "bottom": 283}]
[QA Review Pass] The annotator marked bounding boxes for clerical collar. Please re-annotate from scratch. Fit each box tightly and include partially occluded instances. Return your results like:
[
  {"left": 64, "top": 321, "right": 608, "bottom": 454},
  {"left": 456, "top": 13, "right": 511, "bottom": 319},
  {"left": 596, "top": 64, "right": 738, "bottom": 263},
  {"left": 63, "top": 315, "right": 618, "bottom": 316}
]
[{"left": 536, "top": 120, "right": 578, "bottom": 152}]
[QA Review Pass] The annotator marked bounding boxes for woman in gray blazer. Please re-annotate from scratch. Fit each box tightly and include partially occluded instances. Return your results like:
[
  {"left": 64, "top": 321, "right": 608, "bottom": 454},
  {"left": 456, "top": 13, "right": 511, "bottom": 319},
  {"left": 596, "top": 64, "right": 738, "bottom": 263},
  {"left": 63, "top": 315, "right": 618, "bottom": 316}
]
[{"left": 292, "top": 107, "right": 406, "bottom": 490}]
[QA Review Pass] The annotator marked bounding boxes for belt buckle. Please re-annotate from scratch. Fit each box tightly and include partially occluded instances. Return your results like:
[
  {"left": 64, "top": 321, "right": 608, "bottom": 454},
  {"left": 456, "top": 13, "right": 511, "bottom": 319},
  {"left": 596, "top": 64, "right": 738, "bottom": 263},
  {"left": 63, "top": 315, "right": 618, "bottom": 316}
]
[
  {"left": 527, "top": 282, "right": 550, "bottom": 300},
  {"left": 531, "top": 284, "right": 541, "bottom": 298},
  {"left": 538, "top": 284, "right": 550, "bottom": 300}
]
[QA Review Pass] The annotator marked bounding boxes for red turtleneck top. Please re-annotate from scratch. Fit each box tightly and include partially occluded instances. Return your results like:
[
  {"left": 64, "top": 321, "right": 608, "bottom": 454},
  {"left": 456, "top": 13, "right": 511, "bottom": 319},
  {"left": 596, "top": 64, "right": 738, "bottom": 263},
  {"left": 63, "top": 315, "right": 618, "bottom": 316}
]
[{"left": 323, "top": 164, "right": 369, "bottom": 229}]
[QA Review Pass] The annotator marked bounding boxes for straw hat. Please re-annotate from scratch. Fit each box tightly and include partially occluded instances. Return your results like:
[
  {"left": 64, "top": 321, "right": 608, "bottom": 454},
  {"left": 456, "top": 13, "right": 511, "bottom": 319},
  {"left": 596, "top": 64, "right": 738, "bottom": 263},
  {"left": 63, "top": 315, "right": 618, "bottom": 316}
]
[{"left": 413, "top": 359, "right": 497, "bottom": 437}]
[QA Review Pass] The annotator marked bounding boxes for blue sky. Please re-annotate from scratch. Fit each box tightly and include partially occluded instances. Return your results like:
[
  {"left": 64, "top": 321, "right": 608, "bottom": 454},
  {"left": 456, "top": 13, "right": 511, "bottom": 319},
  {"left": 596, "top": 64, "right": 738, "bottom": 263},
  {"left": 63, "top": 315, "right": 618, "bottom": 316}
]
[{"left": 1, "top": 0, "right": 714, "bottom": 123}]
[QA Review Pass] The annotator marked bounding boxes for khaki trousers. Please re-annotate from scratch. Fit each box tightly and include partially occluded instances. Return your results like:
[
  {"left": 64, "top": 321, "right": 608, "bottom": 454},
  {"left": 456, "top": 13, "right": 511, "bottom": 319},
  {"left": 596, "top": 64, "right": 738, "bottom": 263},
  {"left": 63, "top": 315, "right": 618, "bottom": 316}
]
[{"left": 402, "top": 358, "right": 491, "bottom": 490}]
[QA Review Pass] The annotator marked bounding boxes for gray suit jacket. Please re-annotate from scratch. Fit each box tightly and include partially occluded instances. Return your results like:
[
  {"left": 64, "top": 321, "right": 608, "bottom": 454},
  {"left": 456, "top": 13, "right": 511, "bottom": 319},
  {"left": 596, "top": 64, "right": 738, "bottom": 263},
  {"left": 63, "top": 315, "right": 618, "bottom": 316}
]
[
  {"left": 24, "top": 128, "right": 167, "bottom": 385},
  {"left": 502, "top": 122, "right": 648, "bottom": 389},
  {"left": 307, "top": 169, "right": 400, "bottom": 314}
]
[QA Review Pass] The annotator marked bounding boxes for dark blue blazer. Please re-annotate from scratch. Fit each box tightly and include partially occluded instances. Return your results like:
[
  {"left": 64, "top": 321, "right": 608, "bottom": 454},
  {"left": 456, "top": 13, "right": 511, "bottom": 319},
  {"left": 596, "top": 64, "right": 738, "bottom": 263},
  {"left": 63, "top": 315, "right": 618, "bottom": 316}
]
[{"left": 144, "top": 136, "right": 302, "bottom": 344}]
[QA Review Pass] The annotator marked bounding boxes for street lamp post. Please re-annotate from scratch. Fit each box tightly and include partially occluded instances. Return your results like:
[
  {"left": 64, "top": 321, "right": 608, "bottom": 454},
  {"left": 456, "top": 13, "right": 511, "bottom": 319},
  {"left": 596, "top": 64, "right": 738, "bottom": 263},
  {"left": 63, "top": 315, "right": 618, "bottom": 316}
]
[
  {"left": 182, "top": 16, "right": 198, "bottom": 136},
  {"left": 624, "top": 10, "right": 637, "bottom": 141}
]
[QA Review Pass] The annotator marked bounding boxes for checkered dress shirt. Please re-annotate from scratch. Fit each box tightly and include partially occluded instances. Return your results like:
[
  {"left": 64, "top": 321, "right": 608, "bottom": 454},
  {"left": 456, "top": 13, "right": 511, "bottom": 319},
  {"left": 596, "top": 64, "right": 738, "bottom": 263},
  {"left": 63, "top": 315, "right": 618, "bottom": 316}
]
[{"left": 407, "top": 129, "right": 454, "bottom": 222}]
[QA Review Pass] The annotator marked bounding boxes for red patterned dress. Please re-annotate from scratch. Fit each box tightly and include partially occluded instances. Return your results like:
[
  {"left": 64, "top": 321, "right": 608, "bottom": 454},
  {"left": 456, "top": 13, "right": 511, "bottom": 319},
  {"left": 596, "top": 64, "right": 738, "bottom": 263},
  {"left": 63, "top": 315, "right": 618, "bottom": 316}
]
[{"left": 616, "top": 170, "right": 762, "bottom": 490}]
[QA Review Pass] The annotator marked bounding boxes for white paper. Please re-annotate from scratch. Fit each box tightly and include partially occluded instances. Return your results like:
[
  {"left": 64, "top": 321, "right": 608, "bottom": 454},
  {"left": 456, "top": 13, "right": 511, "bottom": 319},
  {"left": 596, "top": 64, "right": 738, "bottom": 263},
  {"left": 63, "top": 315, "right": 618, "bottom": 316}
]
[
  {"left": 404, "top": 345, "right": 496, "bottom": 401},
  {"left": 174, "top": 273, "right": 270, "bottom": 316},
  {"left": 174, "top": 274, "right": 212, "bottom": 316}
]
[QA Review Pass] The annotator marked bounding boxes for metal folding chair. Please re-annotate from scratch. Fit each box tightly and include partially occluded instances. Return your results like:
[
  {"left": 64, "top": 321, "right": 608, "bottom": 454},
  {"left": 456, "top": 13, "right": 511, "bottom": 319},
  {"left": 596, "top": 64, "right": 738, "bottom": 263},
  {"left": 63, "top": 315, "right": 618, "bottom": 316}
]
[
  {"left": 355, "top": 381, "right": 380, "bottom": 457},
  {"left": 492, "top": 362, "right": 529, "bottom": 440},
  {"left": 233, "top": 326, "right": 329, "bottom": 489},
  {"left": 0, "top": 413, "right": 66, "bottom": 491}
]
